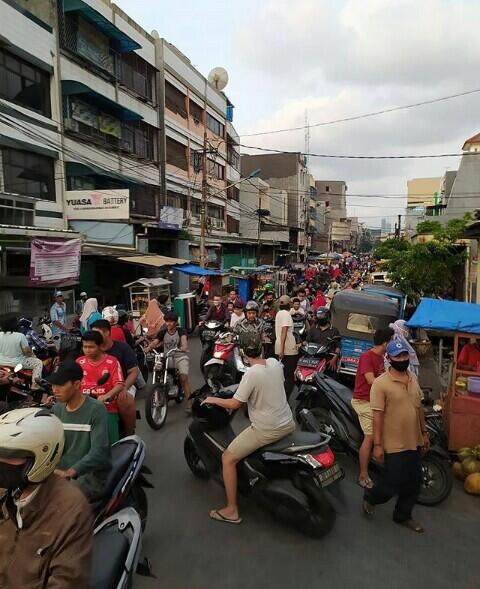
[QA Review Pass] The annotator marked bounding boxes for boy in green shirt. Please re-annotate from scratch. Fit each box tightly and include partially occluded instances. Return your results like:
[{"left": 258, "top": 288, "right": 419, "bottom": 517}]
[{"left": 48, "top": 361, "right": 112, "bottom": 502}]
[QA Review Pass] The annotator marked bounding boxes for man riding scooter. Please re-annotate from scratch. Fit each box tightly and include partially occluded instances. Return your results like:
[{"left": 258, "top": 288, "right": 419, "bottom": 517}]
[
  {"left": 306, "top": 308, "right": 341, "bottom": 372},
  {"left": 203, "top": 332, "right": 295, "bottom": 525}
]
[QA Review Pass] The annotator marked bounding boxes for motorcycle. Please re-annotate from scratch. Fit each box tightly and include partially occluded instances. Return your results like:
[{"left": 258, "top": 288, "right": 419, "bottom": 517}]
[
  {"left": 199, "top": 320, "right": 225, "bottom": 374},
  {"left": 203, "top": 332, "right": 247, "bottom": 392},
  {"left": 184, "top": 385, "right": 343, "bottom": 538},
  {"left": 295, "top": 372, "right": 453, "bottom": 506},
  {"left": 295, "top": 341, "right": 331, "bottom": 383},
  {"left": 261, "top": 315, "right": 276, "bottom": 358},
  {"left": 90, "top": 507, "right": 143, "bottom": 589},
  {"left": 144, "top": 348, "right": 184, "bottom": 430},
  {"left": 292, "top": 312, "right": 307, "bottom": 342},
  {"left": 0, "top": 364, "right": 45, "bottom": 414}
]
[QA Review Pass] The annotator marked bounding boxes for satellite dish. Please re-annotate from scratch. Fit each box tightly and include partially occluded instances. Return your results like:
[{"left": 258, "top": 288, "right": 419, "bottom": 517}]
[
  {"left": 208, "top": 67, "right": 229, "bottom": 91},
  {"left": 151, "top": 30, "right": 160, "bottom": 39}
]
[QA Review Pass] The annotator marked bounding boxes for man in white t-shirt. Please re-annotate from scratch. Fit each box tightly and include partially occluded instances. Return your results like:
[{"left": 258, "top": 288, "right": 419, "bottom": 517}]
[
  {"left": 204, "top": 332, "right": 295, "bottom": 525},
  {"left": 275, "top": 295, "right": 299, "bottom": 398}
]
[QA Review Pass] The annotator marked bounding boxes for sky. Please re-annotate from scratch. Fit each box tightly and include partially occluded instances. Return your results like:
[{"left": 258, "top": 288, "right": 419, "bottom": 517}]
[{"left": 116, "top": 0, "right": 480, "bottom": 227}]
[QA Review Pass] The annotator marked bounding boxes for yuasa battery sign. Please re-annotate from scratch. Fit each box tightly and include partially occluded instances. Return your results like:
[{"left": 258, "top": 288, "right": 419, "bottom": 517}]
[{"left": 64, "top": 189, "right": 129, "bottom": 220}]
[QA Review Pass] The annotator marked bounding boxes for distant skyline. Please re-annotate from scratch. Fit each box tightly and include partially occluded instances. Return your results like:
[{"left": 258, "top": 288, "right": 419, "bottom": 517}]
[{"left": 117, "top": 0, "right": 479, "bottom": 227}]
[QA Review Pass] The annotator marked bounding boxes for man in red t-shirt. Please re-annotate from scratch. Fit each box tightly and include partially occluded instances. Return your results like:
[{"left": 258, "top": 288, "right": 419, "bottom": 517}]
[
  {"left": 351, "top": 328, "right": 394, "bottom": 488},
  {"left": 458, "top": 340, "right": 480, "bottom": 372},
  {"left": 76, "top": 330, "right": 124, "bottom": 414}
]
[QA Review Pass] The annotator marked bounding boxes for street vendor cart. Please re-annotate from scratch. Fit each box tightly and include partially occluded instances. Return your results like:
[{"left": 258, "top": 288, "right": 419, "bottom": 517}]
[
  {"left": 123, "top": 277, "right": 172, "bottom": 319},
  {"left": 407, "top": 298, "right": 480, "bottom": 451},
  {"left": 229, "top": 265, "right": 277, "bottom": 301}
]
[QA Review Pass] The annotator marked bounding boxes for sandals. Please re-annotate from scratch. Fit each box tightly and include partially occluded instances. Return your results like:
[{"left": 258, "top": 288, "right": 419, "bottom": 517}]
[
  {"left": 396, "top": 519, "right": 424, "bottom": 533},
  {"left": 358, "top": 477, "right": 374, "bottom": 489},
  {"left": 209, "top": 510, "right": 242, "bottom": 525},
  {"left": 362, "top": 500, "right": 375, "bottom": 518}
]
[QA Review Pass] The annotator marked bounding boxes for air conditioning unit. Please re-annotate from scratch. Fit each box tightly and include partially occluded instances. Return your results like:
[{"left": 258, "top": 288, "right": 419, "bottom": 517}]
[
  {"left": 191, "top": 214, "right": 201, "bottom": 225},
  {"left": 212, "top": 218, "right": 225, "bottom": 230}
]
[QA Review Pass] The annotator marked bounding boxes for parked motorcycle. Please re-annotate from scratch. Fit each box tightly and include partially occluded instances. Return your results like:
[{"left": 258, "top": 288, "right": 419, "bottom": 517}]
[
  {"left": 203, "top": 333, "right": 247, "bottom": 392},
  {"left": 184, "top": 385, "right": 342, "bottom": 538},
  {"left": 295, "top": 372, "right": 453, "bottom": 506},
  {"left": 90, "top": 507, "right": 142, "bottom": 589},
  {"left": 199, "top": 320, "right": 225, "bottom": 374},
  {"left": 144, "top": 348, "right": 184, "bottom": 430},
  {"left": 0, "top": 364, "right": 44, "bottom": 414}
]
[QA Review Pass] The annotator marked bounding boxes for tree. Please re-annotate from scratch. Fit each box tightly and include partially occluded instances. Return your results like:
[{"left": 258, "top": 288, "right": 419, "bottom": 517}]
[{"left": 373, "top": 238, "right": 410, "bottom": 260}]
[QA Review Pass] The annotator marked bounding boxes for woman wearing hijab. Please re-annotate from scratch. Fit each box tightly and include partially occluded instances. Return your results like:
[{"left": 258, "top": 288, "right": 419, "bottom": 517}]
[
  {"left": 390, "top": 319, "right": 420, "bottom": 375},
  {"left": 79, "top": 298, "right": 102, "bottom": 334},
  {"left": 139, "top": 299, "right": 165, "bottom": 338}
]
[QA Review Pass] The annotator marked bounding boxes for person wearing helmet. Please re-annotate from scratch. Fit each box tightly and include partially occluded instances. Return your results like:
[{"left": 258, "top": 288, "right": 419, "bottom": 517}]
[
  {"left": 0, "top": 408, "right": 92, "bottom": 588},
  {"left": 233, "top": 300, "right": 265, "bottom": 339},
  {"left": 49, "top": 361, "right": 111, "bottom": 502},
  {"left": 306, "top": 308, "right": 341, "bottom": 370},
  {"left": 203, "top": 332, "right": 295, "bottom": 525},
  {"left": 102, "top": 306, "right": 126, "bottom": 343},
  {"left": 146, "top": 311, "right": 192, "bottom": 412}
]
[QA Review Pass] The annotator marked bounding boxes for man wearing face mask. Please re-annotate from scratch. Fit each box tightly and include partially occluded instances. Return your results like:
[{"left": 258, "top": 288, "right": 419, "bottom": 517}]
[
  {"left": 306, "top": 308, "right": 340, "bottom": 370},
  {"left": 0, "top": 408, "right": 92, "bottom": 588},
  {"left": 363, "top": 341, "right": 429, "bottom": 534}
]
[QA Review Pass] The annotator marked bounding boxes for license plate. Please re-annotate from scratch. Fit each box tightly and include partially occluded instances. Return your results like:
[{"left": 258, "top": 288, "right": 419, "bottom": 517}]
[
  {"left": 316, "top": 463, "right": 343, "bottom": 487},
  {"left": 298, "top": 357, "right": 319, "bottom": 368}
]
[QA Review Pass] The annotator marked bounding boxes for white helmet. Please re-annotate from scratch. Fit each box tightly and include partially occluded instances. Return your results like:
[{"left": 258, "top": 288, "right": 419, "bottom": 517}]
[
  {"left": 0, "top": 408, "right": 64, "bottom": 485},
  {"left": 102, "top": 306, "right": 119, "bottom": 325}
]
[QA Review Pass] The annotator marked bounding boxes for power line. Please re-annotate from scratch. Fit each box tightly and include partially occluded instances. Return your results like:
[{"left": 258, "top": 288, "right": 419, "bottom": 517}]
[{"left": 240, "top": 87, "right": 480, "bottom": 137}]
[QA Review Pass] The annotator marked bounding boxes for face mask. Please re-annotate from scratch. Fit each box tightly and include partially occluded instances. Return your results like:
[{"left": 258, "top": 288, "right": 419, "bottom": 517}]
[
  {"left": 390, "top": 359, "right": 409, "bottom": 372},
  {"left": 0, "top": 463, "right": 26, "bottom": 491},
  {"left": 317, "top": 318, "right": 329, "bottom": 327}
]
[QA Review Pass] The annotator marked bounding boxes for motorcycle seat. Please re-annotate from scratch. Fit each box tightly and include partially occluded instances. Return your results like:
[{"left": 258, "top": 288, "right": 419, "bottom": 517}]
[
  {"left": 102, "top": 440, "right": 137, "bottom": 500},
  {"left": 261, "top": 431, "right": 326, "bottom": 454},
  {"left": 91, "top": 523, "right": 129, "bottom": 588}
]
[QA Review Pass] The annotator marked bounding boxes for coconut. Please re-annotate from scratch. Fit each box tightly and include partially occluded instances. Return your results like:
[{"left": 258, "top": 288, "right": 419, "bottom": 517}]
[
  {"left": 458, "top": 447, "right": 474, "bottom": 462},
  {"left": 464, "top": 473, "right": 480, "bottom": 495},
  {"left": 453, "top": 462, "right": 466, "bottom": 480},
  {"left": 462, "top": 457, "right": 480, "bottom": 475}
]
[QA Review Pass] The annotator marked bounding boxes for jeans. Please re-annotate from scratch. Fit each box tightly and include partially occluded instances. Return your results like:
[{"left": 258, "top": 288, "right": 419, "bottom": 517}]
[{"left": 365, "top": 449, "right": 422, "bottom": 522}]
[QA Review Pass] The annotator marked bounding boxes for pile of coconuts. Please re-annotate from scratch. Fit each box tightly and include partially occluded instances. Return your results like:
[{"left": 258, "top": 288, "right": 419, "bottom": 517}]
[{"left": 453, "top": 446, "right": 480, "bottom": 495}]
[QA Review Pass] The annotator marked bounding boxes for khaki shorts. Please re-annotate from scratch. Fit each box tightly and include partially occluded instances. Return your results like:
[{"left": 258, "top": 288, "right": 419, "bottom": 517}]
[
  {"left": 227, "top": 420, "right": 296, "bottom": 460},
  {"left": 174, "top": 356, "right": 189, "bottom": 376},
  {"left": 351, "top": 399, "right": 373, "bottom": 435}
]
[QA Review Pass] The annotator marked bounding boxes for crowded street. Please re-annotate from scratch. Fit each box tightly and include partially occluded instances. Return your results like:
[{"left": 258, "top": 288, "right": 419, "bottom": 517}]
[{"left": 135, "top": 338, "right": 478, "bottom": 589}]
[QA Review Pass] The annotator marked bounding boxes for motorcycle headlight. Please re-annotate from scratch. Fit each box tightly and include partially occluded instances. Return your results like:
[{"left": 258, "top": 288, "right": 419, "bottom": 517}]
[
  {"left": 213, "top": 351, "right": 222, "bottom": 359},
  {"left": 305, "top": 373, "right": 315, "bottom": 382},
  {"left": 296, "top": 371, "right": 304, "bottom": 381}
]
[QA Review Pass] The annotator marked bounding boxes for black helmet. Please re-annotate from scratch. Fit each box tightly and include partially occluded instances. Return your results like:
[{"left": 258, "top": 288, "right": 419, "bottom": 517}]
[
  {"left": 239, "top": 332, "right": 262, "bottom": 358},
  {"left": 316, "top": 307, "right": 331, "bottom": 322}
]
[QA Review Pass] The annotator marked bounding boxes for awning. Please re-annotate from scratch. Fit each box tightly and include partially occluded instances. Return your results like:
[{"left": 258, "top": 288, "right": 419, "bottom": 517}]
[
  {"left": 172, "top": 264, "right": 223, "bottom": 276},
  {"left": 63, "top": 0, "right": 141, "bottom": 52},
  {"left": 62, "top": 80, "right": 143, "bottom": 121},
  {"left": 117, "top": 255, "right": 189, "bottom": 267},
  {"left": 123, "top": 277, "right": 172, "bottom": 288},
  {"left": 407, "top": 298, "right": 480, "bottom": 335},
  {"left": 65, "top": 161, "right": 145, "bottom": 186}
]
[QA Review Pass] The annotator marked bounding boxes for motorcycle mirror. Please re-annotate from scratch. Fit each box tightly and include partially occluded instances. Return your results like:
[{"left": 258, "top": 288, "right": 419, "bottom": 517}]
[
  {"left": 14, "top": 364, "right": 23, "bottom": 373},
  {"left": 97, "top": 372, "right": 110, "bottom": 386}
]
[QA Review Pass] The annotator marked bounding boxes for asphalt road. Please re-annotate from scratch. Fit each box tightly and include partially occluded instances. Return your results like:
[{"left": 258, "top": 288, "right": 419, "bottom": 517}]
[{"left": 135, "top": 336, "right": 478, "bottom": 589}]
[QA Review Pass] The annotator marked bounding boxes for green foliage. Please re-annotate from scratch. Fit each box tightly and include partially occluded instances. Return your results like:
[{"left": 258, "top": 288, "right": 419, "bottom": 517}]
[
  {"left": 416, "top": 213, "right": 473, "bottom": 243},
  {"left": 373, "top": 238, "right": 410, "bottom": 260}
]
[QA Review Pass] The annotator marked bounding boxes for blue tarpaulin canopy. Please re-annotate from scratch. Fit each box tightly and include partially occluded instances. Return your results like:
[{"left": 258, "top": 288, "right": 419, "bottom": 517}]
[
  {"left": 407, "top": 298, "right": 480, "bottom": 335},
  {"left": 172, "top": 264, "right": 222, "bottom": 276}
]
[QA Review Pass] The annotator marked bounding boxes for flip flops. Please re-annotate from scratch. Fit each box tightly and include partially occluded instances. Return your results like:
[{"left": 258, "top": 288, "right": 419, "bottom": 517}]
[
  {"left": 209, "top": 510, "right": 243, "bottom": 525},
  {"left": 358, "top": 477, "right": 374, "bottom": 489},
  {"left": 396, "top": 519, "right": 424, "bottom": 533}
]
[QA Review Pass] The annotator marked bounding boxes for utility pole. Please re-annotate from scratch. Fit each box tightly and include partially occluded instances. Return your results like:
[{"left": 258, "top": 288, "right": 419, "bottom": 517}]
[{"left": 199, "top": 79, "right": 208, "bottom": 268}]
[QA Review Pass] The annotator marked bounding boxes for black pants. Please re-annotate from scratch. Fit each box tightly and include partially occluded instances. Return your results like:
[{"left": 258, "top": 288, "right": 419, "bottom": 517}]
[
  {"left": 365, "top": 449, "right": 422, "bottom": 523},
  {"left": 281, "top": 354, "right": 298, "bottom": 399}
]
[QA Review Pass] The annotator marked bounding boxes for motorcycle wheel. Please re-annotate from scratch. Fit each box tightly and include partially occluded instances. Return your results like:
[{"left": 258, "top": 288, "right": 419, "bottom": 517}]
[
  {"left": 128, "top": 482, "right": 148, "bottom": 531},
  {"left": 144, "top": 385, "right": 168, "bottom": 430},
  {"left": 184, "top": 437, "right": 209, "bottom": 480},
  {"left": 417, "top": 452, "right": 453, "bottom": 506}
]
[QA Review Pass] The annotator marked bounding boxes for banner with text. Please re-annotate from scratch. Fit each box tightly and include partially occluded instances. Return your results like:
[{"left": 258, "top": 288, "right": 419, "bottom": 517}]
[
  {"left": 64, "top": 189, "right": 129, "bottom": 220},
  {"left": 30, "top": 238, "right": 81, "bottom": 285}
]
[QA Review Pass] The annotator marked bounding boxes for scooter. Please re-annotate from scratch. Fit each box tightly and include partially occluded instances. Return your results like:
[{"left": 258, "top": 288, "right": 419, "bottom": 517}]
[
  {"left": 90, "top": 508, "right": 142, "bottom": 589},
  {"left": 292, "top": 312, "right": 307, "bottom": 342},
  {"left": 203, "top": 333, "right": 247, "bottom": 392},
  {"left": 295, "top": 372, "right": 453, "bottom": 506},
  {"left": 199, "top": 320, "right": 225, "bottom": 374},
  {"left": 295, "top": 341, "right": 331, "bottom": 384},
  {"left": 184, "top": 386, "right": 343, "bottom": 538}
]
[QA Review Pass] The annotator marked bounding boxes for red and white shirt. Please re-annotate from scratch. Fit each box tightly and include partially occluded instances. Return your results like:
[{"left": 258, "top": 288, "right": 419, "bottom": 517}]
[{"left": 76, "top": 354, "right": 124, "bottom": 413}]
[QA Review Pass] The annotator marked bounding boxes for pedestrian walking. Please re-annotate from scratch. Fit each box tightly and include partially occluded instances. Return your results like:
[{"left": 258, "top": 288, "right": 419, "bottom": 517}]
[
  {"left": 363, "top": 340, "right": 430, "bottom": 533},
  {"left": 275, "top": 295, "right": 298, "bottom": 398}
]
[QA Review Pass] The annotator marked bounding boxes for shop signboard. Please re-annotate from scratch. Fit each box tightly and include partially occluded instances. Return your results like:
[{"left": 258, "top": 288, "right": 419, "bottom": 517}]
[
  {"left": 64, "top": 189, "right": 129, "bottom": 220},
  {"left": 30, "top": 238, "right": 81, "bottom": 285},
  {"left": 159, "top": 206, "right": 183, "bottom": 230}
]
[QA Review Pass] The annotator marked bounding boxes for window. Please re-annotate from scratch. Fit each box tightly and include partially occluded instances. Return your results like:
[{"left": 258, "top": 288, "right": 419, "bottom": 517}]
[
  {"left": 208, "top": 159, "right": 225, "bottom": 180},
  {"left": 130, "top": 186, "right": 157, "bottom": 218},
  {"left": 227, "top": 215, "right": 239, "bottom": 233},
  {"left": 0, "top": 197, "right": 34, "bottom": 226},
  {"left": 165, "top": 81, "right": 187, "bottom": 118},
  {"left": 120, "top": 53, "right": 154, "bottom": 101},
  {"left": 122, "top": 121, "right": 156, "bottom": 161},
  {"left": 325, "top": 186, "right": 330, "bottom": 192},
  {"left": 0, "top": 49, "right": 51, "bottom": 117},
  {"left": 191, "top": 199, "right": 202, "bottom": 217},
  {"left": 3, "top": 148, "right": 55, "bottom": 201},
  {"left": 227, "top": 186, "right": 240, "bottom": 201},
  {"left": 346, "top": 313, "right": 380, "bottom": 334},
  {"left": 227, "top": 146, "right": 240, "bottom": 169},
  {"left": 166, "top": 138, "right": 188, "bottom": 171},
  {"left": 189, "top": 100, "right": 203, "bottom": 124},
  {"left": 206, "top": 113, "right": 224, "bottom": 137},
  {"left": 164, "top": 191, "right": 187, "bottom": 210},
  {"left": 208, "top": 204, "right": 224, "bottom": 219}
]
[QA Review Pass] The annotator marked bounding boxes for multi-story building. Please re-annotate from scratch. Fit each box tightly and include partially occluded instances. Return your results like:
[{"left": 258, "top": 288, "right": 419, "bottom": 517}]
[
  {"left": 1, "top": 0, "right": 243, "bottom": 311},
  {"left": 238, "top": 177, "right": 289, "bottom": 265},
  {"left": 241, "top": 152, "right": 309, "bottom": 260},
  {"left": 314, "top": 180, "right": 347, "bottom": 251}
]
